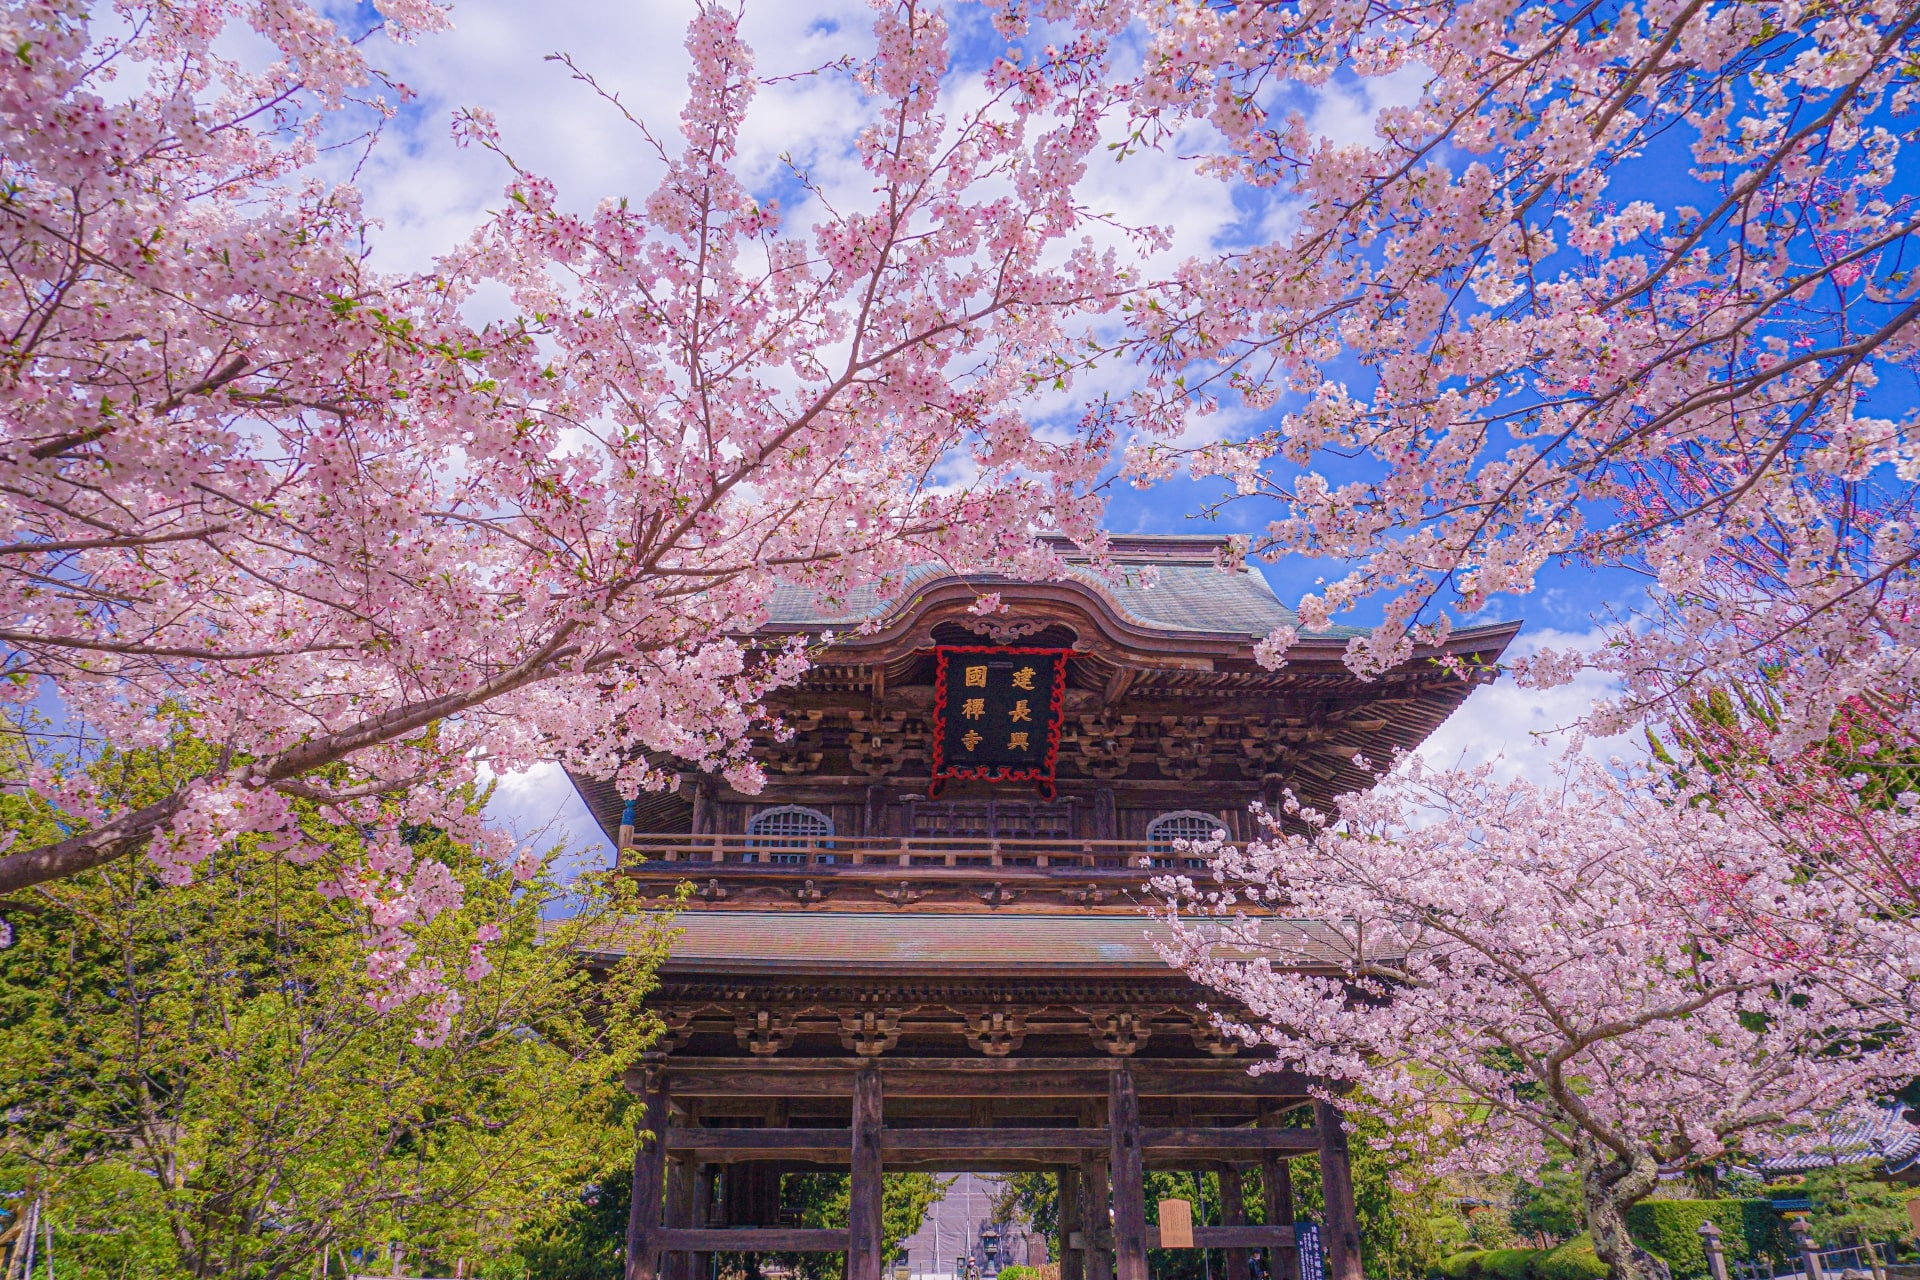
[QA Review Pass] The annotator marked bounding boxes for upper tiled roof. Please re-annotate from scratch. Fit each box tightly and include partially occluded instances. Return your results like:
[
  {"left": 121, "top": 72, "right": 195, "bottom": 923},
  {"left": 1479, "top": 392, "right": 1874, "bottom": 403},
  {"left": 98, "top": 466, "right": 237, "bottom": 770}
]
[
  {"left": 763, "top": 535, "right": 1350, "bottom": 639},
  {"left": 1750, "top": 1103, "right": 1920, "bottom": 1175},
  {"left": 592, "top": 910, "right": 1355, "bottom": 976}
]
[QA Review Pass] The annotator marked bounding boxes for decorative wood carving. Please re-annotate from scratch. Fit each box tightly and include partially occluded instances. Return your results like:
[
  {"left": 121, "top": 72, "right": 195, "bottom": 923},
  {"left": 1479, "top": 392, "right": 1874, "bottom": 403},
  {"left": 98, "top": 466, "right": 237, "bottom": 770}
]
[
  {"left": 974, "top": 881, "right": 1020, "bottom": 908},
  {"left": 1157, "top": 716, "right": 1221, "bottom": 781},
  {"left": 846, "top": 710, "right": 924, "bottom": 778},
  {"left": 698, "top": 879, "right": 729, "bottom": 902},
  {"left": 838, "top": 1008, "right": 907, "bottom": 1057},
  {"left": 1082, "top": 1007, "right": 1155, "bottom": 1056},
  {"left": 1072, "top": 713, "right": 1138, "bottom": 780},
  {"left": 656, "top": 1008, "right": 698, "bottom": 1053},
  {"left": 962, "top": 1008, "right": 1030, "bottom": 1056},
  {"left": 1188, "top": 1012, "right": 1243, "bottom": 1057},
  {"left": 1065, "top": 886, "right": 1113, "bottom": 907},
  {"left": 958, "top": 617, "right": 1053, "bottom": 644},
  {"left": 876, "top": 881, "right": 928, "bottom": 906},
  {"left": 736, "top": 1007, "right": 801, "bottom": 1056},
  {"left": 788, "top": 879, "right": 829, "bottom": 905},
  {"left": 757, "top": 711, "right": 826, "bottom": 775}
]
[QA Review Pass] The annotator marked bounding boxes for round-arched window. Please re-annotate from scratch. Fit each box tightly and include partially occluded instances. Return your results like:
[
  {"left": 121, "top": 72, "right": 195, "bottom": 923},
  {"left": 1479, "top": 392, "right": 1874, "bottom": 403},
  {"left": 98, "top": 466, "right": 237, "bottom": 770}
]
[
  {"left": 746, "top": 805, "right": 835, "bottom": 865},
  {"left": 1147, "top": 810, "right": 1226, "bottom": 868}
]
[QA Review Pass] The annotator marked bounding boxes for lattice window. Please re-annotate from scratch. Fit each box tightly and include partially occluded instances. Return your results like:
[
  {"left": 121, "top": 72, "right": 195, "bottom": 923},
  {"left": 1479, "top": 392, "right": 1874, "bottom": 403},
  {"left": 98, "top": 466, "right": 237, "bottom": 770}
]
[
  {"left": 1147, "top": 810, "right": 1226, "bottom": 868},
  {"left": 745, "top": 805, "right": 834, "bottom": 864}
]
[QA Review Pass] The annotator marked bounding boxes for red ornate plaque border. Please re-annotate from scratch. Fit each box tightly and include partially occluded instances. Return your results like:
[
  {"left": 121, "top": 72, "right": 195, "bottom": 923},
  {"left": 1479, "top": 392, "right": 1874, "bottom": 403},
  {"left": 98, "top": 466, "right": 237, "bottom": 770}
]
[{"left": 929, "top": 645, "right": 1070, "bottom": 799}]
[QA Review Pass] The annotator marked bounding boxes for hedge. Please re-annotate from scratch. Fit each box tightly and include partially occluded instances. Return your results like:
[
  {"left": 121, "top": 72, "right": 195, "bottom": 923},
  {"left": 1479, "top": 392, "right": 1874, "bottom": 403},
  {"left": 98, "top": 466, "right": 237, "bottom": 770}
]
[
  {"left": 1433, "top": 1250, "right": 1489, "bottom": 1279},
  {"left": 1479, "top": 1248, "right": 1547, "bottom": 1280},
  {"left": 1624, "top": 1199, "right": 1784, "bottom": 1279},
  {"left": 1534, "top": 1237, "right": 1610, "bottom": 1280}
]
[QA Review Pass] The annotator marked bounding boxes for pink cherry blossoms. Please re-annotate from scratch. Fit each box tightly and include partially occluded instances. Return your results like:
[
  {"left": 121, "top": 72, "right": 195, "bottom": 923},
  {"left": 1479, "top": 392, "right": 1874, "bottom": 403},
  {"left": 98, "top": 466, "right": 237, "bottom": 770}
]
[
  {"left": 1155, "top": 759, "right": 1920, "bottom": 1280},
  {"left": 0, "top": 0, "right": 1124, "bottom": 1025},
  {"left": 1046, "top": 0, "right": 1920, "bottom": 756}
]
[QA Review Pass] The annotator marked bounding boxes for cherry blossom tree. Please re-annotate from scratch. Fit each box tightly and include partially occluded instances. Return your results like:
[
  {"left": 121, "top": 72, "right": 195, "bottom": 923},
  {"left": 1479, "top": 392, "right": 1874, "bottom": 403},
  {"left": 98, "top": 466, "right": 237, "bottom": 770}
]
[
  {"left": 1154, "top": 759, "right": 1920, "bottom": 1280},
  {"left": 0, "top": 0, "right": 1123, "bottom": 1010},
  {"left": 1030, "top": 0, "right": 1920, "bottom": 750}
]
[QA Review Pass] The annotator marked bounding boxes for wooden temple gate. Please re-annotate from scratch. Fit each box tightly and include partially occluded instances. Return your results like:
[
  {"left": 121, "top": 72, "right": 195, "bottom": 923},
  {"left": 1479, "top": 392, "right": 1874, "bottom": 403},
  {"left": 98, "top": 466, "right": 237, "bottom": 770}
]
[
  {"left": 620, "top": 1056, "right": 1362, "bottom": 1280},
  {"left": 572, "top": 536, "right": 1515, "bottom": 1280}
]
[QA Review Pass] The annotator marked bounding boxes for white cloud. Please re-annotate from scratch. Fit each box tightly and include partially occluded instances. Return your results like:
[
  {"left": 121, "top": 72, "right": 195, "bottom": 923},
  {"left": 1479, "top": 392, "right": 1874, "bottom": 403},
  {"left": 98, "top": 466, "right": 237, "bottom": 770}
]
[
  {"left": 1415, "top": 626, "right": 1640, "bottom": 787},
  {"left": 482, "top": 761, "right": 614, "bottom": 879}
]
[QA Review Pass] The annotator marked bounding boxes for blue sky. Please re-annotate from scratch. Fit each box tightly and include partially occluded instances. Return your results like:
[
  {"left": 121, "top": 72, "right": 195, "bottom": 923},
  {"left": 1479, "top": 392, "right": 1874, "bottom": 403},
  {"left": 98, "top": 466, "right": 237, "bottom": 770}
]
[{"left": 332, "top": 0, "right": 1641, "bottom": 867}]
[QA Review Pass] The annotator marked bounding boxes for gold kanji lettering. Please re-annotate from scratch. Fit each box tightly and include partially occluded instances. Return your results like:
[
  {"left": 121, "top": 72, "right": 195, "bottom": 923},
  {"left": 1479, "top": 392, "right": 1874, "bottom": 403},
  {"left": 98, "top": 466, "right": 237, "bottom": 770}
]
[
  {"left": 964, "top": 665, "right": 989, "bottom": 688},
  {"left": 961, "top": 697, "right": 986, "bottom": 719},
  {"left": 962, "top": 729, "right": 984, "bottom": 751},
  {"left": 1008, "top": 699, "right": 1032, "bottom": 723},
  {"left": 1011, "top": 666, "right": 1036, "bottom": 690},
  {"left": 1008, "top": 732, "right": 1031, "bottom": 751}
]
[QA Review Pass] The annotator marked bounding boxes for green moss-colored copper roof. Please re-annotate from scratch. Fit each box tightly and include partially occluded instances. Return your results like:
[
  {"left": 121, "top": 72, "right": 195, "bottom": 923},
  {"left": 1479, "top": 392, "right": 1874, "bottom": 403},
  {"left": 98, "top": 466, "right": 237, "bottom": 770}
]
[{"left": 762, "top": 536, "right": 1359, "bottom": 639}]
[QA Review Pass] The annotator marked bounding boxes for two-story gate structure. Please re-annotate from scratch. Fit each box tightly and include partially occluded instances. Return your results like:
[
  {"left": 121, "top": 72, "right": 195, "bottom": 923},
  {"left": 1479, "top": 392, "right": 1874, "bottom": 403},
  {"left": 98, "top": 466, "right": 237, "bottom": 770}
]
[{"left": 571, "top": 536, "right": 1517, "bottom": 1280}]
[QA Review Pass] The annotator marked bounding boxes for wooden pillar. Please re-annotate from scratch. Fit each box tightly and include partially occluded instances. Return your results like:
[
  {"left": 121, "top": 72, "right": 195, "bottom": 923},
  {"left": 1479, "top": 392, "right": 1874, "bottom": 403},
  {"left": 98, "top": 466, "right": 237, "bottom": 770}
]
[
  {"left": 663, "top": 1157, "right": 695, "bottom": 1280},
  {"left": 1059, "top": 1165, "right": 1085, "bottom": 1280},
  {"left": 1109, "top": 1066, "right": 1149, "bottom": 1280},
  {"left": 1261, "top": 1154, "right": 1297, "bottom": 1280},
  {"left": 694, "top": 1164, "right": 715, "bottom": 1280},
  {"left": 1219, "top": 1164, "right": 1250, "bottom": 1280},
  {"left": 626, "top": 1073, "right": 670, "bottom": 1280},
  {"left": 1313, "top": 1100, "right": 1362, "bottom": 1280},
  {"left": 1079, "top": 1155, "right": 1113, "bottom": 1280},
  {"left": 850, "top": 1067, "right": 885, "bottom": 1280}
]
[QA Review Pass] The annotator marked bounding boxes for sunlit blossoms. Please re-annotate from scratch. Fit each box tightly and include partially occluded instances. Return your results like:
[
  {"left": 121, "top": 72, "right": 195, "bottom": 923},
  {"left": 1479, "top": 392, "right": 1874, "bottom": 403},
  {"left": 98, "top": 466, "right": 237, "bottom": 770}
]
[
  {"left": 1046, "top": 0, "right": 1920, "bottom": 757},
  {"left": 1155, "top": 759, "right": 1920, "bottom": 1280},
  {"left": 0, "top": 0, "right": 1124, "bottom": 1026}
]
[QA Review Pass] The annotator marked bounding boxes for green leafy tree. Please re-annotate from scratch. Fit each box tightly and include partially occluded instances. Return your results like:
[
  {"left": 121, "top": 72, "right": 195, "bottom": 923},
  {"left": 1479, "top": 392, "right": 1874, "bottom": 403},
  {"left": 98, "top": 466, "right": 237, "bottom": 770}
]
[
  {"left": 1511, "top": 1163, "right": 1585, "bottom": 1247},
  {"left": 772, "top": 1171, "right": 950, "bottom": 1280},
  {"left": 1804, "top": 1167, "right": 1920, "bottom": 1249},
  {"left": 0, "top": 739, "right": 673, "bottom": 1280}
]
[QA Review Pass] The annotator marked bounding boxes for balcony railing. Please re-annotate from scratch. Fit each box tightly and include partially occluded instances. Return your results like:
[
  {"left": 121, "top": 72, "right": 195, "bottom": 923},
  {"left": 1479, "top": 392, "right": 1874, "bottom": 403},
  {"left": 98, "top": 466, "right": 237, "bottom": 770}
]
[{"left": 616, "top": 832, "right": 1220, "bottom": 872}]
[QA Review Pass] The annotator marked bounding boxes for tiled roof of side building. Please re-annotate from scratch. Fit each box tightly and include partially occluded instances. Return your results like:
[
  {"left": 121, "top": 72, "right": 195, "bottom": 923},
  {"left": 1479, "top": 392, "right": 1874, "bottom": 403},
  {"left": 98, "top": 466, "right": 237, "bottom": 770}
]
[
  {"left": 1748, "top": 1102, "right": 1920, "bottom": 1176},
  {"left": 584, "top": 910, "right": 1363, "bottom": 977},
  {"left": 762, "top": 535, "right": 1363, "bottom": 639}
]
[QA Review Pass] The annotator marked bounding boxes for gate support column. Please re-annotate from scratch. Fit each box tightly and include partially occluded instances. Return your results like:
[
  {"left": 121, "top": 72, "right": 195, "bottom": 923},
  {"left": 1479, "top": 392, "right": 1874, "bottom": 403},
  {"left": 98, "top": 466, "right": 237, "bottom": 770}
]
[
  {"left": 1261, "top": 1152, "right": 1297, "bottom": 1280},
  {"left": 1109, "top": 1064, "right": 1149, "bottom": 1280},
  {"left": 626, "top": 1071, "right": 670, "bottom": 1280},
  {"left": 1314, "top": 1100, "right": 1363, "bottom": 1280},
  {"left": 1059, "top": 1165, "right": 1084, "bottom": 1280},
  {"left": 1079, "top": 1155, "right": 1113, "bottom": 1280},
  {"left": 1219, "top": 1164, "right": 1250, "bottom": 1280},
  {"left": 850, "top": 1066, "right": 885, "bottom": 1280}
]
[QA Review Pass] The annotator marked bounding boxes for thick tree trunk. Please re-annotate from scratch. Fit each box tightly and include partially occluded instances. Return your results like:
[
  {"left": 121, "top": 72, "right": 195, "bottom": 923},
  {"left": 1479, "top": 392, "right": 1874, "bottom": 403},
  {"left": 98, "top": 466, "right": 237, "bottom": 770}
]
[{"left": 1575, "top": 1133, "right": 1660, "bottom": 1280}]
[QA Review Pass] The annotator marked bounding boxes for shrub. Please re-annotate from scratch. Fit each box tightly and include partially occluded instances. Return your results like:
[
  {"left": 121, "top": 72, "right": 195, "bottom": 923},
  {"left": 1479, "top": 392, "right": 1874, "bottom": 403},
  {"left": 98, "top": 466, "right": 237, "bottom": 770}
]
[
  {"left": 1478, "top": 1247, "right": 1545, "bottom": 1280},
  {"left": 1625, "top": 1199, "right": 1783, "bottom": 1278},
  {"left": 1535, "top": 1236, "right": 1610, "bottom": 1280},
  {"left": 1433, "top": 1250, "right": 1489, "bottom": 1279}
]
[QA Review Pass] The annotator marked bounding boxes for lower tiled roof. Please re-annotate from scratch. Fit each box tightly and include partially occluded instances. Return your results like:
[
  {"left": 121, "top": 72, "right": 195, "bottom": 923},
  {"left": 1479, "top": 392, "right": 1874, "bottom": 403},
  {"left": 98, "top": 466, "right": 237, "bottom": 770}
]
[{"left": 596, "top": 910, "right": 1351, "bottom": 976}]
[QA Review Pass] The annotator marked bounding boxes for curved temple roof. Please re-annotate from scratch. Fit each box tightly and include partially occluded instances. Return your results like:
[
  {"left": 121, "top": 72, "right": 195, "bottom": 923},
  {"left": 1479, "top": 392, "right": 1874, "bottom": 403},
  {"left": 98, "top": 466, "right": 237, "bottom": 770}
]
[{"left": 763, "top": 536, "right": 1349, "bottom": 641}]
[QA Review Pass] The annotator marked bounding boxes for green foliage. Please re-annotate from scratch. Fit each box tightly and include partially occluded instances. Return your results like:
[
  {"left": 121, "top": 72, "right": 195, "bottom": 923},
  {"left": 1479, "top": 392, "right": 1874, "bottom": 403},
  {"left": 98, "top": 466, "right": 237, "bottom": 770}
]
[
  {"left": 773, "top": 1172, "right": 950, "bottom": 1280},
  {"left": 1534, "top": 1237, "right": 1610, "bottom": 1280},
  {"left": 1292, "top": 1107, "right": 1460, "bottom": 1280},
  {"left": 1477, "top": 1247, "right": 1545, "bottom": 1280},
  {"left": 996, "top": 1267, "right": 1044, "bottom": 1280},
  {"left": 488, "top": 1173, "right": 632, "bottom": 1280},
  {"left": 1623, "top": 1200, "right": 1784, "bottom": 1278},
  {"left": 0, "top": 739, "right": 674, "bottom": 1280},
  {"left": 1804, "top": 1166, "right": 1920, "bottom": 1248},
  {"left": 1434, "top": 1250, "right": 1489, "bottom": 1279},
  {"left": 1511, "top": 1166, "right": 1584, "bottom": 1246}
]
